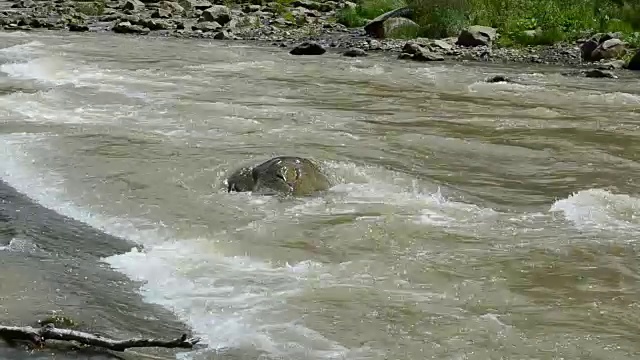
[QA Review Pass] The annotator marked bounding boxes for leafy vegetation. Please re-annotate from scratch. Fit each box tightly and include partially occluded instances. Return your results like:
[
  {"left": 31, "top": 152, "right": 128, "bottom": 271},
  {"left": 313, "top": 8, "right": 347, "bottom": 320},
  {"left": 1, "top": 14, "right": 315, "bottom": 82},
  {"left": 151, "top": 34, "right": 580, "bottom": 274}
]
[{"left": 337, "top": 0, "right": 640, "bottom": 47}]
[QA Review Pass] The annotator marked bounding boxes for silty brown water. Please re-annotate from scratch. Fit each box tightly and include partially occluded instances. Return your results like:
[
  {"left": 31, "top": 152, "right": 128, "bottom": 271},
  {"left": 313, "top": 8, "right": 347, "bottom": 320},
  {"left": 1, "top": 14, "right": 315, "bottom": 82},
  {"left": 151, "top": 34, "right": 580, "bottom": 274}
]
[{"left": 1, "top": 30, "right": 640, "bottom": 360}]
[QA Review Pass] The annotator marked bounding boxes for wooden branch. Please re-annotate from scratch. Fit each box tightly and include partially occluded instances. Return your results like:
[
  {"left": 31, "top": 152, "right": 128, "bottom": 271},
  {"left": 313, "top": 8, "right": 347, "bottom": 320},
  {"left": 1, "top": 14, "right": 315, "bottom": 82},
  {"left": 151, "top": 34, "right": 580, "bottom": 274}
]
[{"left": 0, "top": 324, "right": 201, "bottom": 352}]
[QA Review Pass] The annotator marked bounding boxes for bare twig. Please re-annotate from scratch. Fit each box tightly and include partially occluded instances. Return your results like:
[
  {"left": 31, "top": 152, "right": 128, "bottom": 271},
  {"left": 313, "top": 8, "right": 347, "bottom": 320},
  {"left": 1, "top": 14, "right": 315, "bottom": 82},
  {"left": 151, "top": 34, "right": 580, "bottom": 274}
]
[{"left": 0, "top": 324, "right": 201, "bottom": 352}]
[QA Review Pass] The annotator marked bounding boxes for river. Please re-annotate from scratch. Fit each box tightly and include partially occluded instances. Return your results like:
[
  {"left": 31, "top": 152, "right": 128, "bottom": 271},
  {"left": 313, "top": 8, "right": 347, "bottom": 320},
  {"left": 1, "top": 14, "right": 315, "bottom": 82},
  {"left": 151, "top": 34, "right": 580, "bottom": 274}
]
[{"left": 1, "top": 30, "right": 640, "bottom": 360}]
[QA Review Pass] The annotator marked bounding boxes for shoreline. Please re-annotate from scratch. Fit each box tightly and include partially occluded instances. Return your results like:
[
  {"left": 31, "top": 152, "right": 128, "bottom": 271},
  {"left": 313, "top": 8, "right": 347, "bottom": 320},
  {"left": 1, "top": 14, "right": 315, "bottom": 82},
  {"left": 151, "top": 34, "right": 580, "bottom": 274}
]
[{"left": 0, "top": 0, "right": 638, "bottom": 73}]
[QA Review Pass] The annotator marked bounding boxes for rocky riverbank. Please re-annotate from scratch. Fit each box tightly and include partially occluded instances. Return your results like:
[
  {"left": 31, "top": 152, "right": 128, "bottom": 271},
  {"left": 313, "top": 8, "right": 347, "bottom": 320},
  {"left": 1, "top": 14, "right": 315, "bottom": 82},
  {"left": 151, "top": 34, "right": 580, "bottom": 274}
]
[{"left": 1, "top": 0, "right": 640, "bottom": 73}]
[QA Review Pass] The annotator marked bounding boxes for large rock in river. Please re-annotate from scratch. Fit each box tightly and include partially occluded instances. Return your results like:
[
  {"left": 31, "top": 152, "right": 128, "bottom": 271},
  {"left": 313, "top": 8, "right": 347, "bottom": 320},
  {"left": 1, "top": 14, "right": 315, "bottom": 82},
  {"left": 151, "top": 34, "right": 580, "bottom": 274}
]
[
  {"left": 363, "top": 6, "right": 413, "bottom": 38},
  {"left": 226, "top": 156, "right": 331, "bottom": 196}
]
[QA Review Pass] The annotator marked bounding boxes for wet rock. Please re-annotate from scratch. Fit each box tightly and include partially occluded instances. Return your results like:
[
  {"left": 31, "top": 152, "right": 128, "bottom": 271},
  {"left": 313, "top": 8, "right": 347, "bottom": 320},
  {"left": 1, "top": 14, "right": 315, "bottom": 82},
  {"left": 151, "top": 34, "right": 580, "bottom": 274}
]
[
  {"left": 193, "top": 0, "right": 212, "bottom": 10},
  {"left": 11, "top": 0, "right": 35, "bottom": 8},
  {"left": 112, "top": 20, "right": 149, "bottom": 34},
  {"left": 590, "top": 38, "right": 625, "bottom": 62},
  {"left": 584, "top": 69, "right": 617, "bottom": 79},
  {"left": 117, "top": 14, "right": 140, "bottom": 23},
  {"left": 242, "top": 4, "right": 262, "bottom": 12},
  {"left": 456, "top": 25, "right": 497, "bottom": 47},
  {"left": 213, "top": 29, "right": 233, "bottom": 39},
  {"left": 367, "top": 39, "right": 381, "bottom": 50},
  {"left": 159, "top": 1, "right": 184, "bottom": 14},
  {"left": 485, "top": 75, "right": 511, "bottom": 83},
  {"left": 200, "top": 5, "right": 230, "bottom": 26},
  {"left": 122, "top": 0, "right": 144, "bottom": 11},
  {"left": 342, "top": 47, "right": 366, "bottom": 57},
  {"left": 398, "top": 41, "right": 444, "bottom": 61},
  {"left": 191, "top": 20, "right": 220, "bottom": 31},
  {"left": 627, "top": 49, "right": 640, "bottom": 71},
  {"left": 68, "top": 22, "right": 89, "bottom": 31},
  {"left": 291, "top": 0, "right": 322, "bottom": 11},
  {"left": 429, "top": 39, "right": 453, "bottom": 51},
  {"left": 226, "top": 156, "right": 331, "bottom": 196},
  {"left": 151, "top": 7, "right": 171, "bottom": 18},
  {"left": 139, "top": 18, "right": 170, "bottom": 29},
  {"left": 363, "top": 6, "right": 413, "bottom": 38},
  {"left": 289, "top": 41, "right": 325, "bottom": 55},
  {"left": 412, "top": 47, "right": 444, "bottom": 61},
  {"left": 177, "top": 0, "right": 210, "bottom": 12},
  {"left": 596, "top": 59, "right": 625, "bottom": 70},
  {"left": 579, "top": 39, "right": 599, "bottom": 61}
]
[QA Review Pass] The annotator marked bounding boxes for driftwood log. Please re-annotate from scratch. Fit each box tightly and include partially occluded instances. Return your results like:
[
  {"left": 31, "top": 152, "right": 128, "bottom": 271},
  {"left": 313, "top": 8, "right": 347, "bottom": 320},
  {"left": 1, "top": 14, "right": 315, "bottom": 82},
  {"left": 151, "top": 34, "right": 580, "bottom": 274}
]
[{"left": 0, "top": 324, "right": 201, "bottom": 352}]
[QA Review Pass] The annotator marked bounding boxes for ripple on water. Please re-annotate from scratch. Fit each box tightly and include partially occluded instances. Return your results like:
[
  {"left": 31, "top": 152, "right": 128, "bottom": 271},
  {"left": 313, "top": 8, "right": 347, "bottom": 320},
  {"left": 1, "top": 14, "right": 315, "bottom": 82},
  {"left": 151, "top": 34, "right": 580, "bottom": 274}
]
[{"left": 2, "top": 32, "right": 640, "bottom": 360}]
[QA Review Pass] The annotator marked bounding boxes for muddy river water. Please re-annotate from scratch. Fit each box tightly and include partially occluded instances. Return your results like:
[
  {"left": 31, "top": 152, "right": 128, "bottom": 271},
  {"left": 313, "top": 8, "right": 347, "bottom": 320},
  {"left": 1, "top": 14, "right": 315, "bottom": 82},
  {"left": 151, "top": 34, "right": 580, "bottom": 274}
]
[{"left": 1, "top": 31, "right": 640, "bottom": 360}]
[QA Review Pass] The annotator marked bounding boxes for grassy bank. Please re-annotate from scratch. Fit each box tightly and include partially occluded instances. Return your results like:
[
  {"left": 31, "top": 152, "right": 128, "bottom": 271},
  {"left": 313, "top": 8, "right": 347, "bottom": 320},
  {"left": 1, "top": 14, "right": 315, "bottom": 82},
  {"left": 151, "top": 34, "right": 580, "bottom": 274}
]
[{"left": 337, "top": 0, "right": 640, "bottom": 47}]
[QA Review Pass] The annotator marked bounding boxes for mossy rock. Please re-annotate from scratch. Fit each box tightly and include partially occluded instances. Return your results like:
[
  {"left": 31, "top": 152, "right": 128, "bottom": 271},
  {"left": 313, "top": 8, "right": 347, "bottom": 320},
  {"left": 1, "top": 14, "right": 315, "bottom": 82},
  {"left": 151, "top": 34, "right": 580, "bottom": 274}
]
[{"left": 226, "top": 156, "right": 331, "bottom": 196}]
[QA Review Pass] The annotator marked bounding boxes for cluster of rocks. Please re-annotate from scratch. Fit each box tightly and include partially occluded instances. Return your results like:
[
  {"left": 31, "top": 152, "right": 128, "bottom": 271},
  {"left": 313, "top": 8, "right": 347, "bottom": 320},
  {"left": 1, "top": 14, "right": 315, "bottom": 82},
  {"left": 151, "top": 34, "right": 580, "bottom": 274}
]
[
  {"left": 0, "top": 0, "right": 356, "bottom": 40},
  {"left": 1, "top": 0, "right": 640, "bottom": 74}
]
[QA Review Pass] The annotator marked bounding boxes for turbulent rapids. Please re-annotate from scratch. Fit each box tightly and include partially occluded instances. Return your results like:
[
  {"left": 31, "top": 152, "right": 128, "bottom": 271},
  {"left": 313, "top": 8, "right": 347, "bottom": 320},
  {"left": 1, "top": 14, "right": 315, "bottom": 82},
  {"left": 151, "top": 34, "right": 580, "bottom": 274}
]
[{"left": 1, "top": 31, "right": 640, "bottom": 360}]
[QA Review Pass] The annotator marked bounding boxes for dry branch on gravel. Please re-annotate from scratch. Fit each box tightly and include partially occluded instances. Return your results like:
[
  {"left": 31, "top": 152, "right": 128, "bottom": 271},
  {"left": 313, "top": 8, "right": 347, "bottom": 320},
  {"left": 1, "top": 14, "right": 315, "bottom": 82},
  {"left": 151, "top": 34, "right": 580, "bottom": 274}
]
[{"left": 0, "top": 324, "right": 201, "bottom": 352}]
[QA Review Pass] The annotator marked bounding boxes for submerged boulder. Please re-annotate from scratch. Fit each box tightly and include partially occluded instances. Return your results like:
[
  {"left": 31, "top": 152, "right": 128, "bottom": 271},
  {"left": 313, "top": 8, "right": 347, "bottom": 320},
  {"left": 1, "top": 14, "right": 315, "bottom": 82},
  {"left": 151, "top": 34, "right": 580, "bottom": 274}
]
[
  {"left": 226, "top": 156, "right": 331, "bottom": 196},
  {"left": 289, "top": 41, "right": 326, "bottom": 55}
]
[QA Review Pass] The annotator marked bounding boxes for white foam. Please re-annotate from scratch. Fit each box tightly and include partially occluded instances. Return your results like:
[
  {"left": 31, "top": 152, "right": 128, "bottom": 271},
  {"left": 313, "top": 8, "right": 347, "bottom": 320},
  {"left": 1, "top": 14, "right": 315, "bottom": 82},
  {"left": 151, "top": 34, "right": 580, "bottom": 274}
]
[
  {"left": 0, "top": 236, "right": 39, "bottom": 253},
  {"left": 550, "top": 188, "right": 640, "bottom": 233},
  {"left": 0, "top": 133, "right": 372, "bottom": 359}
]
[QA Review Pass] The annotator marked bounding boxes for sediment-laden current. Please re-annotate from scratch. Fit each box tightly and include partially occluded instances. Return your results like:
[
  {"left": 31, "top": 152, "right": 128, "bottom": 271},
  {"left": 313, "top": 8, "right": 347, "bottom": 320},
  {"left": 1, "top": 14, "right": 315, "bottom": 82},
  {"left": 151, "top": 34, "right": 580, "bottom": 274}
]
[{"left": 1, "top": 31, "right": 640, "bottom": 360}]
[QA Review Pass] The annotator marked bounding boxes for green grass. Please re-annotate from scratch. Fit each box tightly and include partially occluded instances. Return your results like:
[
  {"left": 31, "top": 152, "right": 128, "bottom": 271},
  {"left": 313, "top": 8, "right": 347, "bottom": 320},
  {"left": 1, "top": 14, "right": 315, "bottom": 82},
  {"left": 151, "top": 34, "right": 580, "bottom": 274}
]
[{"left": 338, "top": 0, "right": 640, "bottom": 47}]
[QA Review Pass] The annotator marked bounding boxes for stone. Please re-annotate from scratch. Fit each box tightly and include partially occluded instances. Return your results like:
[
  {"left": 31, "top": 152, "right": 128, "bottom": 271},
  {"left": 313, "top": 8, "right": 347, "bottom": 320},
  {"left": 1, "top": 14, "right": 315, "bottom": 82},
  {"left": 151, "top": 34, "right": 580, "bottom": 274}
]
[
  {"left": 139, "top": 18, "right": 170, "bottom": 29},
  {"left": 485, "top": 75, "right": 511, "bottom": 83},
  {"left": 400, "top": 41, "right": 421, "bottom": 55},
  {"left": 191, "top": 20, "right": 220, "bottom": 31},
  {"left": 122, "top": 0, "right": 144, "bottom": 11},
  {"left": 429, "top": 39, "right": 453, "bottom": 51},
  {"left": 112, "top": 20, "right": 149, "bottom": 34},
  {"left": 177, "top": 0, "right": 210, "bottom": 12},
  {"left": 342, "top": 48, "right": 367, "bottom": 57},
  {"left": 193, "top": 0, "right": 212, "bottom": 10},
  {"left": 68, "top": 22, "right": 89, "bottom": 31},
  {"left": 382, "top": 17, "right": 419, "bottom": 39},
  {"left": 242, "top": 4, "right": 262, "bottom": 12},
  {"left": 456, "top": 25, "right": 497, "bottom": 47},
  {"left": 212, "top": 29, "right": 233, "bottom": 39},
  {"left": 11, "top": 0, "right": 35, "bottom": 8},
  {"left": 596, "top": 59, "right": 625, "bottom": 70},
  {"left": 412, "top": 47, "right": 444, "bottom": 61},
  {"left": 584, "top": 69, "right": 617, "bottom": 79},
  {"left": 159, "top": 1, "right": 184, "bottom": 15},
  {"left": 151, "top": 8, "right": 171, "bottom": 17},
  {"left": 580, "top": 39, "right": 599, "bottom": 61},
  {"left": 226, "top": 156, "right": 331, "bottom": 196},
  {"left": 289, "top": 41, "right": 325, "bottom": 55},
  {"left": 363, "top": 6, "right": 413, "bottom": 38},
  {"left": 590, "top": 38, "right": 625, "bottom": 62},
  {"left": 200, "top": 5, "right": 230, "bottom": 26},
  {"left": 398, "top": 42, "right": 444, "bottom": 62},
  {"left": 291, "top": 0, "right": 321, "bottom": 10},
  {"left": 627, "top": 49, "right": 640, "bottom": 71}
]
